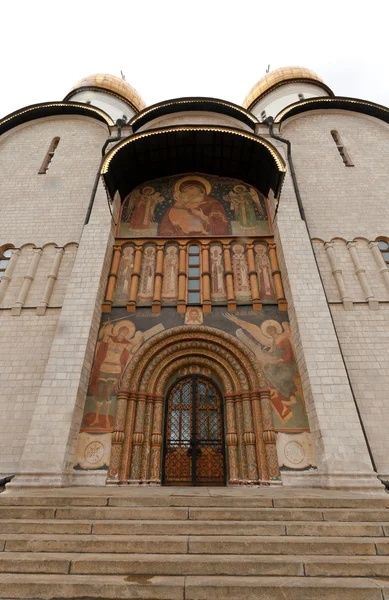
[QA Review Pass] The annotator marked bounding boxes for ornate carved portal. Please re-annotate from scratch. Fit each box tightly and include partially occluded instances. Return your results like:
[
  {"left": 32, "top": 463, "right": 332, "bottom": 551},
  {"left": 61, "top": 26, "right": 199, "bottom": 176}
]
[
  {"left": 163, "top": 376, "right": 226, "bottom": 486},
  {"left": 107, "top": 327, "right": 280, "bottom": 485}
]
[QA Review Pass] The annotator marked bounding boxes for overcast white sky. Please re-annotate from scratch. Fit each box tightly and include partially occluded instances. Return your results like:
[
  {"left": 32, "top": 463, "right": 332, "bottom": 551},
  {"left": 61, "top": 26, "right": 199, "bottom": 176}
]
[{"left": 1, "top": 0, "right": 388, "bottom": 118}]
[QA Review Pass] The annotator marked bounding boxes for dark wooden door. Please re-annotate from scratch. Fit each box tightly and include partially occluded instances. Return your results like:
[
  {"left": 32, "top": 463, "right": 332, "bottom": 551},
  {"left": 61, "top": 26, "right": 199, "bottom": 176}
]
[{"left": 163, "top": 376, "right": 226, "bottom": 485}]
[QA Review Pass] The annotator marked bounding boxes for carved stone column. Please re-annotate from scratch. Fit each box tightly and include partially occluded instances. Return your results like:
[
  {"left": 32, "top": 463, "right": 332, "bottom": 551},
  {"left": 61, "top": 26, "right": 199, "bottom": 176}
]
[
  {"left": 127, "top": 245, "right": 143, "bottom": 312},
  {"left": 268, "top": 243, "right": 287, "bottom": 311},
  {"left": 223, "top": 243, "right": 236, "bottom": 311},
  {"left": 152, "top": 244, "right": 165, "bottom": 313},
  {"left": 324, "top": 242, "right": 353, "bottom": 310},
  {"left": 251, "top": 391, "right": 268, "bottom": 481},
  {"left": 369, "top": 241, "right": 389, "bottom": 292},
  {"left": 129, "top": 393, "right": 147, "bottom": 480},
  {"left": 37, "top": 247, "right": 64, "bottom": 316},
  {"left": 225, "top": 393, "right": 239, "bottom": 482},
  {"left": 0, "top": 248, "right": 20, "bottom": 304},
  {"left": 241, "top": 391, "right": 259, "bottom": 480},
  {"left": 108, "top": 389, "right": 130, "bottom": 480},
  {"left": 347, "top": 241, "right": 378, "bottom": 309},
  {"left": 246, "top": 243, "right": 262, "bottom": 311},
  {"left": 103, "top": 245, "right": 122, "bottom": 312},
  {"left": 260, "top": 388, "right": 280, "bottom": 480},
  {"left": 118, "top": 391, "right": 138, "bottom": 481},
  {"left": 234, "top": 394, "right": 248, "bottom": 480},
  {"left": 12, "top": 247, "right": 43, "bottom": 316},
  {"left": 201, "top": 243, "right": 212, "bottom": 312},
  {"left": 150, "top": 395, "right": 164, "bottom": 482},
  {"left": 140, "top": 395, "right": 155, "bottom": 480},
  {"left": 177, "top": 243, "right": 187, "bottom": 313}
]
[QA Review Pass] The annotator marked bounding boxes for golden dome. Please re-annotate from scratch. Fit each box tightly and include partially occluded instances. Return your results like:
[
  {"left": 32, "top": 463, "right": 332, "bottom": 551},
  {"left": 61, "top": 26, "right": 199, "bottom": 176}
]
[
  {"left": 243, "top": 66, "right": 333, "bottom": 110},
  {"left": 66, "top": 74, "right": 146, "bottom": 112}
]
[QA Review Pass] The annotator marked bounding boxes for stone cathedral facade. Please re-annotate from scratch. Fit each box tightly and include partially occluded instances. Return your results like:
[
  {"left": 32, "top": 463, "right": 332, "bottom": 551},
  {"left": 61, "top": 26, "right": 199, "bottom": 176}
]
[{"left": 0, "top": 67, "right": 388, "bottom": 492}]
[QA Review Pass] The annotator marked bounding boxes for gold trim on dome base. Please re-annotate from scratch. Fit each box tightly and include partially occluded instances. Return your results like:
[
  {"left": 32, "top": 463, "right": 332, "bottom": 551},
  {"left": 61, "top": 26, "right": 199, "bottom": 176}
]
[
  {"left": 66, "top": 74, "right": 146, "bottom": 113},
  {"left": 243, "top": 66, "right": 333, "bottom": 111}
]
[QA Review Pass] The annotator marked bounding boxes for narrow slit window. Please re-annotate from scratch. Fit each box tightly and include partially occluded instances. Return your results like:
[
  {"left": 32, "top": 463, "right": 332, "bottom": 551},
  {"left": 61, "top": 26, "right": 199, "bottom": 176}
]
[
  {"left": 378, "top": 240, "right": 389, "bottom": 267},
  {"left": 331, "top": 130, "right": 353, "bottom": 167},
  {"left": 0, "top": 248, "right": 12, "bottom": 280},
  {"left": 260, "top": 110, "right": 266, "bottom": 121},
  {"left": 38, "top": 137, "right": 60, "bottom": 174},
  {"left": 187, "top": 244, "right": 201, "bottom": 304},
  {"left": 298, "top": 93, "right": 304, "bottom": 100}
]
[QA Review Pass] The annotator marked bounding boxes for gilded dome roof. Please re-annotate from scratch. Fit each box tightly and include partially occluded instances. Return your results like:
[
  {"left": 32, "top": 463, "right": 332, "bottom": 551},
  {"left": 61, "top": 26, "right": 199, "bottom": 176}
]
[
  {"left": 66, "top": 74, "right": 146, "bottom": 112},
  {"left": 243, "top": 66, "right": 333, "bottom": 110}
]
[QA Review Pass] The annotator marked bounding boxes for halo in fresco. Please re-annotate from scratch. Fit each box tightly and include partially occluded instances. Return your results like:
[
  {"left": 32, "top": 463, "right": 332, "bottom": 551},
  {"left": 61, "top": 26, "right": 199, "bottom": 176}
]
[{"left": 118, "top": 173, "right": 271, "bottom": 238}]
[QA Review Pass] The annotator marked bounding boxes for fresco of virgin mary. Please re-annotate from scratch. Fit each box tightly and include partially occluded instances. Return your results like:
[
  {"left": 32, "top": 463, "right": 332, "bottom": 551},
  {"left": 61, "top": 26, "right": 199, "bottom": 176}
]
[{"left": 159, "top": 175, "right": 229, "bottom": 236}]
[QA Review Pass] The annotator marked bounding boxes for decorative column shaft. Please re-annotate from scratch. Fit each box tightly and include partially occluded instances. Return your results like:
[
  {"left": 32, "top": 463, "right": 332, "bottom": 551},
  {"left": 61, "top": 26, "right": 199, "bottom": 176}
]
[
  {"left": 347, "top": 241, "right": 378, "bottom": 309},
  {"left": 260, "top": 388, "right": 280, "bottom": 480},
  {"left": 251, "top": 391, "right": 268, "bottom": 481},
  {"left": 152, "top": 245, "right": 165, "bottom": 313},
  {"left": 241, "top": 391, "right": 258, "bottom": 480},
  {"left": 324, "top": 242, "right": 353, "bottom": 310},
  {"left": 246, "top": 244, "right": 262, "bottom": 310},
  {"left": 140, "top": 395, "right": 155, "bottom": 480},
  {"left": 177, "top": 244, "right": 187, "bottom": 313},
  {"left": 201, "top": 243, "right": 212, "bottom": 312},
  {"left": 223, "top": 244, "right": 236, "bottom": 311},
  {"left": 12, "top": 248, "right": 43, "bottom": 316},
  {"left": 234, "top": 394, "right": 248, "bottom": 480},
  {"left": 118, "top": 391, "right": 138, "bottom": 481},
  {"left": 108, "top": 389, "right": 130, "bottom": 480},
  {"left": 103, "top": 245, "right": 122, "bottom": 312},
  {"left": 0, "top": 248, "right": 20, "bottom": 304},
  {"left": 37, "top": 247, "right": 64, "bottom": 316},
  {"left": 268, "top": 243, "right": 287, "bottom": 311},
  {"left": 130, "top": 393, "right": 147, "bottom": 480},
  {"left": 127, "top": 245, "right": 143, "bottom": 312},
  {"left": 225, "top": 393, "right": 239, "bottom": 482},
  {"left": 150, "top": 396, "right": 164, "bottom": 482},
  {"left": 369, "top": 241, "right": 389, "bottom": 293}
]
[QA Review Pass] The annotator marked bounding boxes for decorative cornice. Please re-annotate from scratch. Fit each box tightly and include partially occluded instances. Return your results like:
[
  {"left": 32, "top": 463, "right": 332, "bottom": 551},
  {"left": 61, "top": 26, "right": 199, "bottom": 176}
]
[
  {"left": 275, "top": 96, "right": 389, "bottom": 124},
  {"left": 0, "top": 101, "right": 114, "bottom": 134}
]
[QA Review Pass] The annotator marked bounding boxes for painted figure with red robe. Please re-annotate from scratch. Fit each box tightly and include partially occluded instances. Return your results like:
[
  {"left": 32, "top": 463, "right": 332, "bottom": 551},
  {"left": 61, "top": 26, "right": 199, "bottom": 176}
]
[
  {"left": 159, "top": 177, "right": 229, "bottom": 236},
  {"left": 88, "top": 322, "right": 143, "bottom": 428}
]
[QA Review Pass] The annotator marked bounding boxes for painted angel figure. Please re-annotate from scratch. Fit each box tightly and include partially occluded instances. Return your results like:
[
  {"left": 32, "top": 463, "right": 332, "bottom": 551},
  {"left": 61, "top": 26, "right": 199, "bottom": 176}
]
[
  {"left": 224, "top": 313, "right": 299, "bottom": 423},
  {"left": 224, "top": 185, "right": 265, "bottom": 228},
  {"left": 124, "top": 186, "right": 164, "bottom": 231}
]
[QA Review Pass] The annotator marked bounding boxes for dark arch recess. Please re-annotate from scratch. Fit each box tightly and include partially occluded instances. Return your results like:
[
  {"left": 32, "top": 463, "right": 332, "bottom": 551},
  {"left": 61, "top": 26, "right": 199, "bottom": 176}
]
[{"left": 102, "top": 126, "right": 286, "bottom": 201}]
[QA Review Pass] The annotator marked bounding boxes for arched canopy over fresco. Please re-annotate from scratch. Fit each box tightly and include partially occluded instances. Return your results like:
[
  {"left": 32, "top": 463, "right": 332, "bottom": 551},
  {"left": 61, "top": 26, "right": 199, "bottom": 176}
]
[{"left": 101, "top": 127, "right": 286, "bottom": 201}]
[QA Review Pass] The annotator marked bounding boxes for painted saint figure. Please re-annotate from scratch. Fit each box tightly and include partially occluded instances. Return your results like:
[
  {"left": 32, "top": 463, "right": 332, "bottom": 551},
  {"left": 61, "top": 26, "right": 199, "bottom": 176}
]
[
  {"left": 113, "top": 246, "right": 134, "bottom": 303},
  {"left": 125, "top": 186, "right": 164, "bottom": 231},
  {"left": 254, "top": 244, "right": 276, "bottom": 301},
  {"left": 89, "top": 321, "right": 143, "bottom": 429},
  {"left": 138, "top": 246, "right": 156, "bottom": 302},
  {"left": 231, "top": 244, "right": 251, "bottom": 299},
  {"left": 210, "top": 245, "right": 226, "bottom": 300},
  {"left": 224, "top": 185, "right": 264, "bottom": 228},
  {"left": 162, "top": 246, "right": 179, "bottom": 301},
  {"left": 159, "top": 176, "right": 229, "bottom": 236}
]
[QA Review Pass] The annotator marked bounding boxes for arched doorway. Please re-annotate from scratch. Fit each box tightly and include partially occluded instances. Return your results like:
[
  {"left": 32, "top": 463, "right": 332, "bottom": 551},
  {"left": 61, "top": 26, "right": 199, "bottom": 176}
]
[
  {"left": 163, "top": 375, "right": 226, "bottom": 486},
  {"left": 108, "top": 326, "right": 280, "bottom": 485}
]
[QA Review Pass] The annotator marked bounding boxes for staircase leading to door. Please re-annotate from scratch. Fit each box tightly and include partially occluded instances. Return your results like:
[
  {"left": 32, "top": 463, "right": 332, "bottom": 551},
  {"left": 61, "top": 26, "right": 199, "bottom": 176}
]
[{"left": 0, "top": 487, "right": 389, "bottom": 599}]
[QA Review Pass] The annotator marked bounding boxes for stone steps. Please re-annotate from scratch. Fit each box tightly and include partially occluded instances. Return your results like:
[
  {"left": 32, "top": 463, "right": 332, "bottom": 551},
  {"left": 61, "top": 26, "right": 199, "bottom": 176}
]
[
  {"left": 0, "top": 573, "right": 388, "bottom": 600},
  {"left": 0, "top": 518, "right": 385, "bottom": 536},
  {"left": 3, "top": 552, "right": 389, "bottom": 577},
  {"left": 0, "top": 489, "right": 389, "bottom": 599},
  {"left": 2, "top": 505, "right": 389, "bottom": 521}
]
